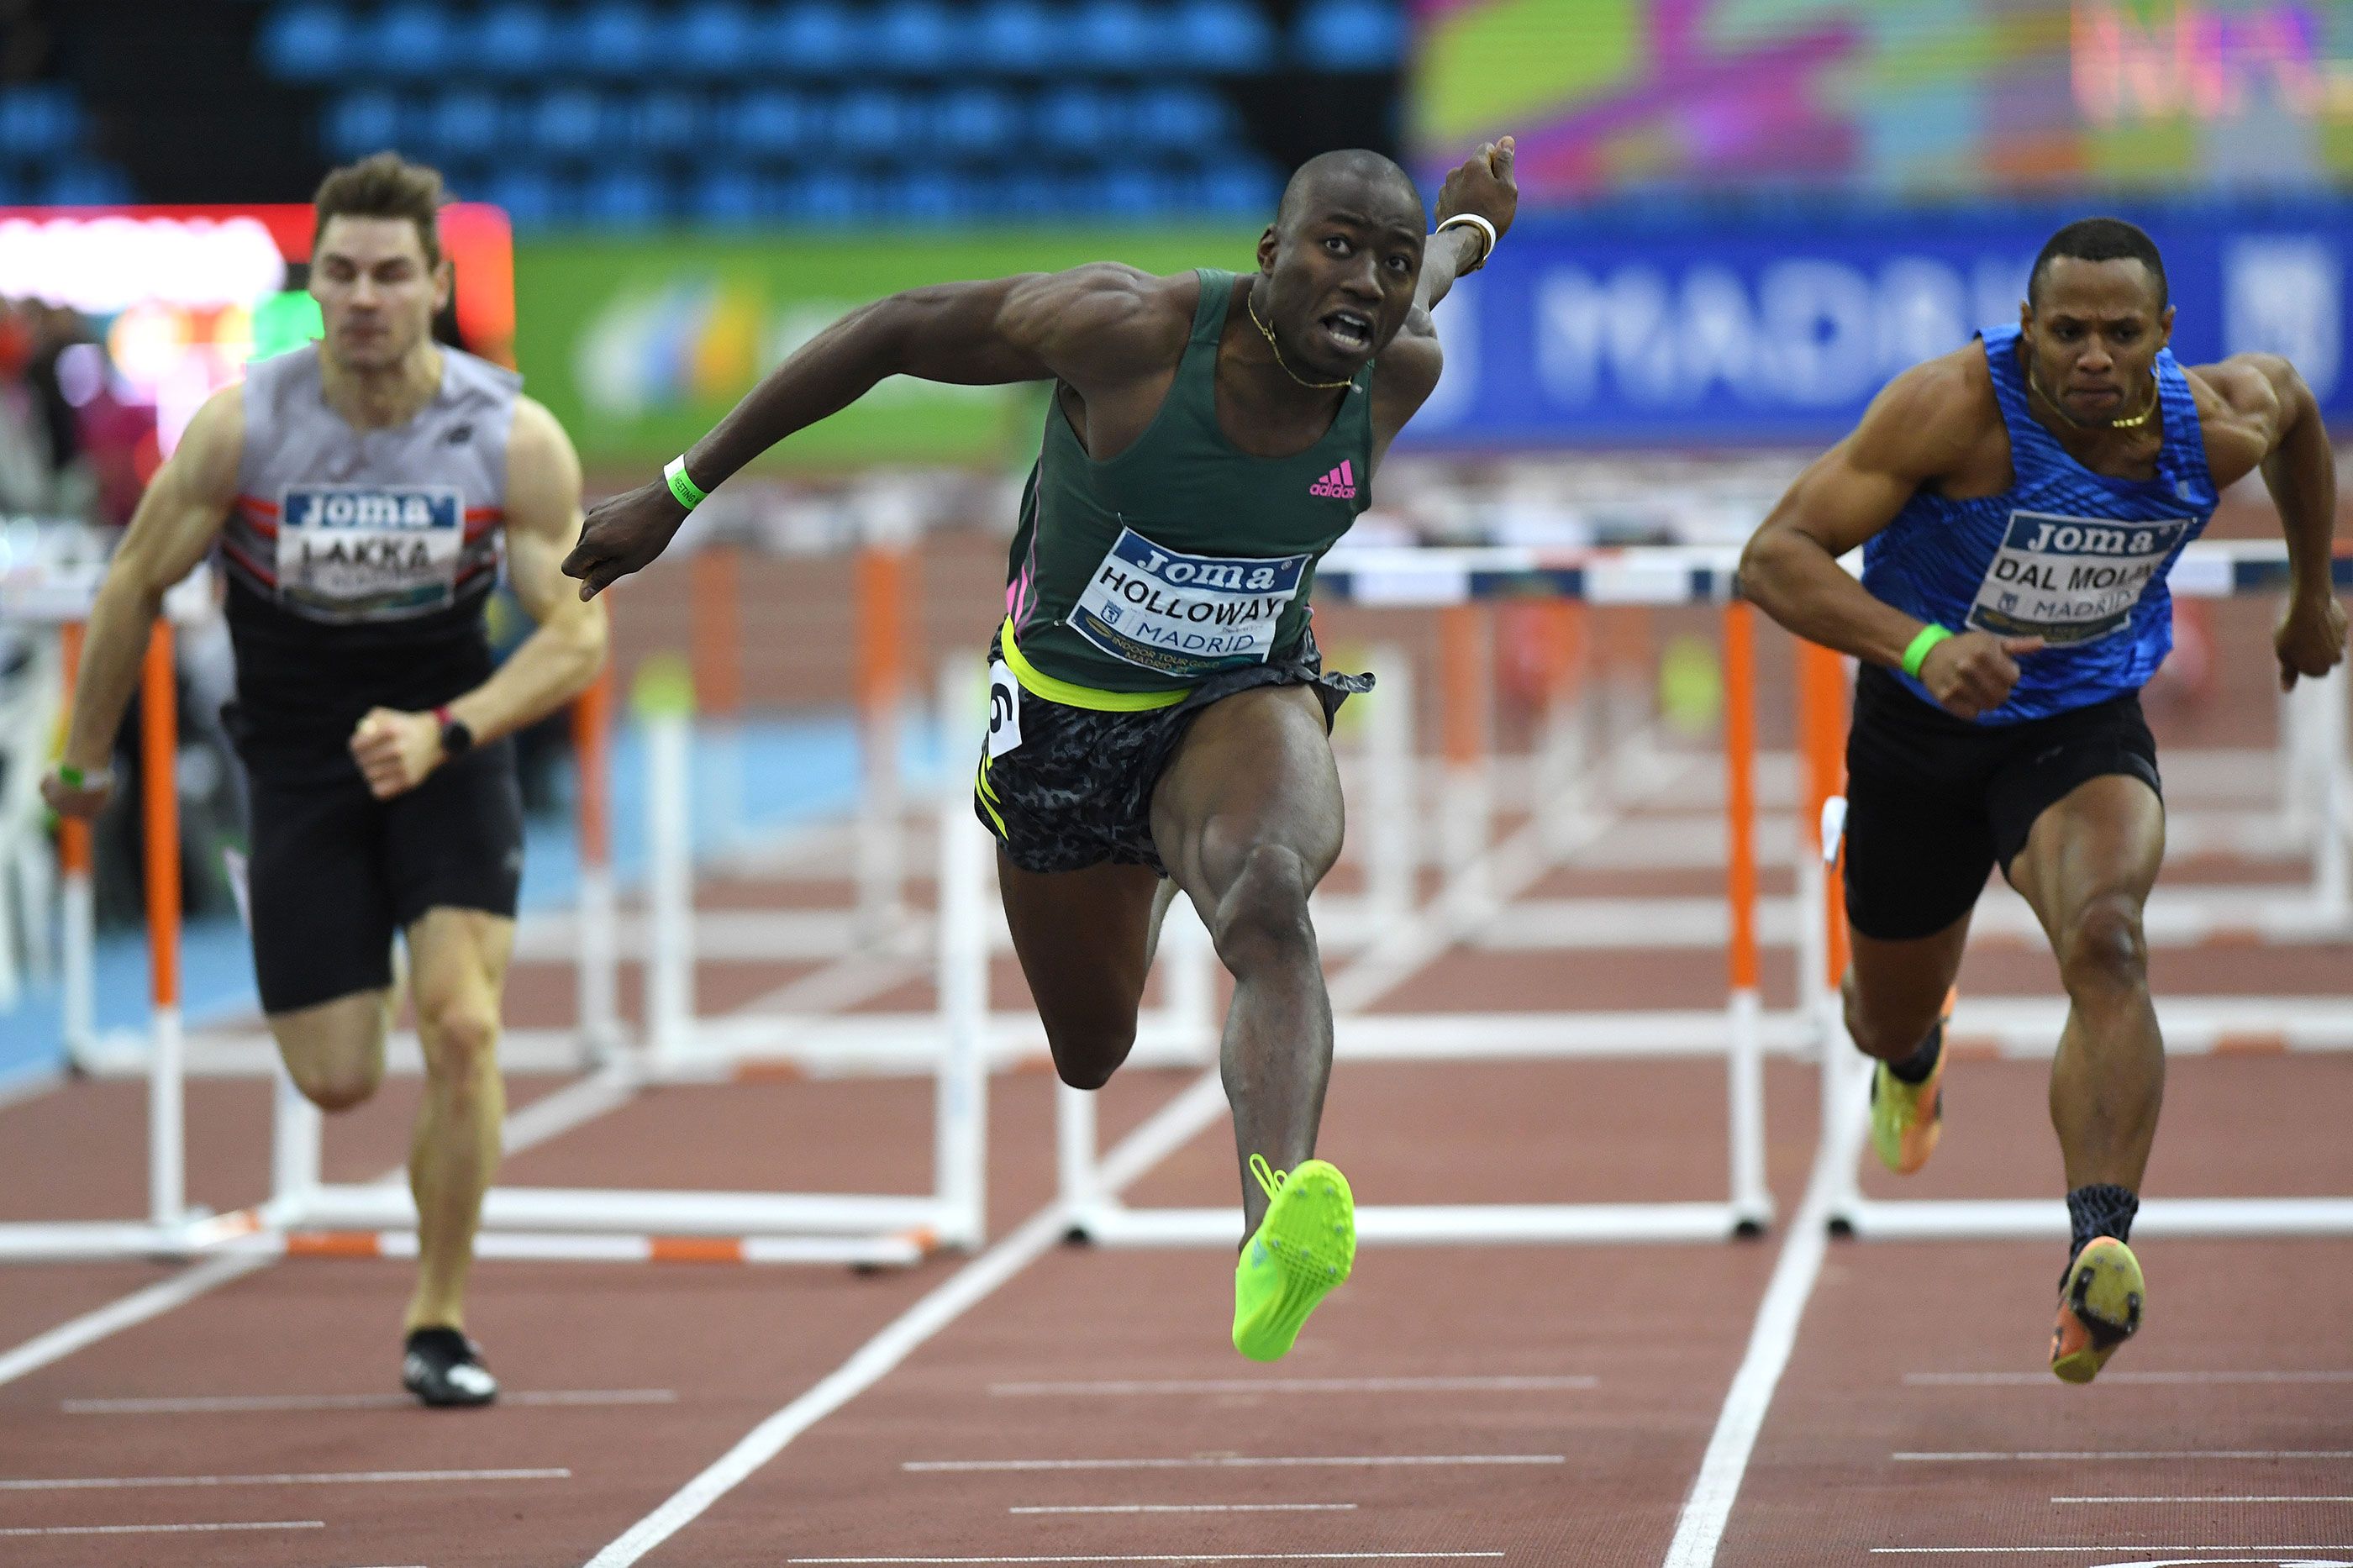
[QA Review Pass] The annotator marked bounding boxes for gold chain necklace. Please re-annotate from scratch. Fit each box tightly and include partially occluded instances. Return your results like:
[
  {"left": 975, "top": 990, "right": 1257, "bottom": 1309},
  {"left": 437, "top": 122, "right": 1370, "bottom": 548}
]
[
  {"left": 2030, "top": 368, "right": 2161, "bottom": 431},
  {"left": 1245, "top": 277, "right": 1354, "bottom": 391}
]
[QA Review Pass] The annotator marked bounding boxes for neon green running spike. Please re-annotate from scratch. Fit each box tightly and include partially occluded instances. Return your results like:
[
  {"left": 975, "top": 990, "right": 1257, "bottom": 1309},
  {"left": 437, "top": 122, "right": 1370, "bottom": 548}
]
[{"left": 1232, "top": 1154, "right": 1355, "bottom": 1363}]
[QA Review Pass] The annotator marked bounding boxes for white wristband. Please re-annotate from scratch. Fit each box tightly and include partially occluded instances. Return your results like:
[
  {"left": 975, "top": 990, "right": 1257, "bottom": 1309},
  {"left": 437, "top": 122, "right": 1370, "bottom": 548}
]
[{"left": 1437, "top": 213, "right": 1497, "bottom": 271}]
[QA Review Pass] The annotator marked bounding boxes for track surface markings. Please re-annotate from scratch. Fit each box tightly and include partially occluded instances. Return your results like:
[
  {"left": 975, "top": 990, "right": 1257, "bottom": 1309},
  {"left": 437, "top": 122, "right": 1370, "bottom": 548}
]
[
  {"left": 1008, "top": 1504, "right": 1360, "bottom": 1515},
  {"left": 0, "top": 1520, "right": 324, "bottom": 1537},
  {"left": 63, "top": 1387, "right": 674, "bottom": 1414},
  {"left": 2058, "top": 1497, "right": 2353, "bottom": 1505},
  {"left": 989, "top": 1376, "right": 1594, "bottom": 1397},
  {"left": 1908, "top": 1370, "right": 2353, "bottom": 1387},
  {"left": 785, "top": 1556, "right": 1508, "bottom": 1565},
  {"left": 1867, "top": 1549, "right": 2353, "bottom": 1557},
  {"left": 0, "top": 1466, "right": 569, "bottom": 1491},
  {"left": 1896, "top": 1450, "right": 2353, "bottom": 1462},
  {"left": 904, "top": 1455, "right": 1567, "bottom": 1472}
]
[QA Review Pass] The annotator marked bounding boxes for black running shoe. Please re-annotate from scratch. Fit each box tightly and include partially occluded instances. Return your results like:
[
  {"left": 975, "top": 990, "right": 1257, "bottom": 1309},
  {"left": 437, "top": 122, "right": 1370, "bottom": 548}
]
[{"left": 402, "top": 1327, "right": 498, "bottom": 1408}]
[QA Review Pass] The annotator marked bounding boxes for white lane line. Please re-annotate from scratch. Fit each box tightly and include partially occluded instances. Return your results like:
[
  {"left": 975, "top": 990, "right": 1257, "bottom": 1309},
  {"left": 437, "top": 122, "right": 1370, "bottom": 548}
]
[
  {"left": 1908, "top": 1370, "right": 2353, "bottom": 1387},
  {"left": 989, "top": 1376, "right": 1595, "bottom": 1397},
  {"left": 1869, "top": 1549, "right": 2353, "bottom": 1556},
  {"left": 1897, "top": 1450, "right": 2353, "bottom": 1462},
  {"left": 908, "top": 1456, "right": 1563, "bottom": 1473},
  {"left": 64, "top": 1387, "right": 676, "bottom": 1414},
  {"left": 2057, "top": 1497, "right": 2353, "bottom": 1504},
  {"left": 0, "top": 1466, "right": 569, "bottom": 1490},
  {"left": 787, "top": 1556, "right": 1506, "bottom": 1565},
  {"left": 0, "top": 1520, "right": 324, "bottom": 1538},
  {"left": 581, "top": 784, "right": 1528, "bottom": 1568},
  {"left": 1008, "top": 1504, "right": 1359, "bottom": 1514},
  {"left": 1656, "top": 1071, "right": 1846, "bottom": 1568}
]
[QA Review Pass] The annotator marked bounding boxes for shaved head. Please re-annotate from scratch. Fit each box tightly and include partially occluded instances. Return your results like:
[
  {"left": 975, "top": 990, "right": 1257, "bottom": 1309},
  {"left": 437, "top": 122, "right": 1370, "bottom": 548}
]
[{"left": 1275, "top": 150, "right": 1423, "bottom": 234}]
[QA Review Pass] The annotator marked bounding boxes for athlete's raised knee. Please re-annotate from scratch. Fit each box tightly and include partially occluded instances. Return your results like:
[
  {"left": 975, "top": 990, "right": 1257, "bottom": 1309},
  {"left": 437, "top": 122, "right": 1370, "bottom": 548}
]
[
  {"left": 418, "top": 1001, "right": 499, "bottom": 1083},
  {"left": 2057, "top": 892, "right": 2148, "bottom": 997},
  {"left": 289, "top": 1053, "right": 382, "bottom": 1113},
  {"left": 1208, "top": 841, "right": 1317, "bottom": 976},
  {"left": 1040, "top": 1013, "right": 1135, "bottom": 1091}
]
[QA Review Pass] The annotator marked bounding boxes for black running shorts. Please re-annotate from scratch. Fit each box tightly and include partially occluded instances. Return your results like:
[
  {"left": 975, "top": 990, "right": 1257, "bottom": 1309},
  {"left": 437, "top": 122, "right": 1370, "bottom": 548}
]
[
  {"left": 973, "top": 629, "right": 1370, "bottom": 876},
  {"left": 1842, "top": 664, "right": 2161, "bottom": 942},
  {"left": 242, "top": 739, "right": 524, "bottom": 1013}
]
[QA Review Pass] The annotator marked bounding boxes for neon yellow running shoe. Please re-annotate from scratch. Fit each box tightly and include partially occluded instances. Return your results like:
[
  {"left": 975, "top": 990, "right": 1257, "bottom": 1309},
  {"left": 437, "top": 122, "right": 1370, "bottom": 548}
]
[
  {"left": 2050, "top": 1235, "right": 2145, "bottom": 1385},
  {"left": 1232, "top": 1154, "right": 1355, "bottom": 1363},
  {"left": 1869, "top": 1010, "right": 1950, "bottom": 1176}
]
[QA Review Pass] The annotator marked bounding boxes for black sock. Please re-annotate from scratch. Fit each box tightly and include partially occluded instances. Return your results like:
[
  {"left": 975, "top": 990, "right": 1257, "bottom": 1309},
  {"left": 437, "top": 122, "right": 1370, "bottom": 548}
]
[
  {"left": 2066, "top": 1183, "right": 2140, "bottom": 1266},
  {"left": 1885, "top": 1022, "right": 1944, "bottom": 1085}
]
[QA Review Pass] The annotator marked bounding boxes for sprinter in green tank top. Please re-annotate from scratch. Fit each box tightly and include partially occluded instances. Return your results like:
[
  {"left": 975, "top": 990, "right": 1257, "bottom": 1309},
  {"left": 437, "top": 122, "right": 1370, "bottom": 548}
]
[{"left": 567, "top": 142, "right": 1519, "bottom": 1361}]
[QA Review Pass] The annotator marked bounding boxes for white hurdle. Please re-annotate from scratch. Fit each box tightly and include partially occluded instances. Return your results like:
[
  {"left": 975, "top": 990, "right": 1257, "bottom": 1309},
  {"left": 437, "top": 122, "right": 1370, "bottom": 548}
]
[{"left": 1055, "top": 555, "right": 1782, "bottom": 1249}]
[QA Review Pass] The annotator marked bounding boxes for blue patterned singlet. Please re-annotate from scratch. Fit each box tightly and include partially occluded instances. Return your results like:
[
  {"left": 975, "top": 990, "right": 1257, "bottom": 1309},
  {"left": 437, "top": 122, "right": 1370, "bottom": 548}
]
[{"left": 1861, "top": 323, "right": 2218, "bottom": 723}]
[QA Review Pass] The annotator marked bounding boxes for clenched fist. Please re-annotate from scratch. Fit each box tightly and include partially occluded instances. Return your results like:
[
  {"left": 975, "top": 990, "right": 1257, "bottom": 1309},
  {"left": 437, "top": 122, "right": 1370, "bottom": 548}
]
[{"left": 1918, "top": 629, "right": 2044, "bottom": 720}]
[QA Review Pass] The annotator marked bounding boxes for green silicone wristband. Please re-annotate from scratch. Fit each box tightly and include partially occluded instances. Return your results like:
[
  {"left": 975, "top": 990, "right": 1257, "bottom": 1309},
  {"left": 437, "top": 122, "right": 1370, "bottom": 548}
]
[
  {"left": 663, "top": 455, "right": 708, "bottom": 511},
  {"left": 1901, "top": 624, "right": 1955, "bottom": 679},
  {"left": 57, "top": 764, "right": 86, "bottom": 788}
]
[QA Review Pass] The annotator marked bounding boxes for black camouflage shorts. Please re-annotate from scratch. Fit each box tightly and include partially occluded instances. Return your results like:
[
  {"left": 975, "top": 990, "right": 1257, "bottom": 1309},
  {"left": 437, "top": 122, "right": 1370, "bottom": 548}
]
[{"left": 972, "top": 629, "right": 1371, "bottom": 876}]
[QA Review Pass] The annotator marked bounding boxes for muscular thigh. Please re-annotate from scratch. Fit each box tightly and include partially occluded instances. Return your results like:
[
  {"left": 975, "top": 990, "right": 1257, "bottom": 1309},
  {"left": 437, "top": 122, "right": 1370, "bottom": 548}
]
[
  {"left": 2007, "top": 772, "right": 2165, "bottom": 941},
  {"left": 1150, "top": 683, "right": 1343, "bottom": 904},
  {"left": 996, "top": 854, "right": 1161, "bottom": 1058}
]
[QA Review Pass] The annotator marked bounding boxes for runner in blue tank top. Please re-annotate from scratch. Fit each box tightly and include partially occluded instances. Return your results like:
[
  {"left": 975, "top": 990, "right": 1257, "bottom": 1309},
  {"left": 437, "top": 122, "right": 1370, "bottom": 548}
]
[{"left": 1743, "top": 218, "right": 2347, "bottom": 1384}]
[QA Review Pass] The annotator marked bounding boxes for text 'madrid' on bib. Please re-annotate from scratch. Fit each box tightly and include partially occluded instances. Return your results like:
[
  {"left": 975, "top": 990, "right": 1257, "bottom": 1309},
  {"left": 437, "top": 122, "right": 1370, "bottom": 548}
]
[
  {"left": 1966, "top": 511, "right": 2198, "bottom": 646},
  {"left": 1070, "top": 525, "right": 1311, "bottom": 681},
  {"left": 276, "top": 484, "right": 466, "bottom": 618}
]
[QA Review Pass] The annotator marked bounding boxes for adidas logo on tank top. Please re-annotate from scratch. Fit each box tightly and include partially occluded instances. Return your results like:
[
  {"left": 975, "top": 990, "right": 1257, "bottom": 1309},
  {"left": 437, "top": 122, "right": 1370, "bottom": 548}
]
[{"left": 1308, "top": 460, "right": 1356, "bottom": 499}]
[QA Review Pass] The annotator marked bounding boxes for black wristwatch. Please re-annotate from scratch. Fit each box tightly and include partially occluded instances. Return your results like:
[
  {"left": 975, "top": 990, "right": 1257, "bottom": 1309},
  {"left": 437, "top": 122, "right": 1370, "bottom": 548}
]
[{"left": 433, "top": 704, "right": 475, "bottom": 759}]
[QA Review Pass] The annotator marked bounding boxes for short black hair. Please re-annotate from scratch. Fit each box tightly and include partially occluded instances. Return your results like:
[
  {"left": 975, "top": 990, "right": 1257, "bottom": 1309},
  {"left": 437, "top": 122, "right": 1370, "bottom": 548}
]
[
  {"left": 1275, "top": 149, "right": 1422, "bottom": 234},
  {"left": 2029, "top": 218, "right": 2166, "bottom": 313}
]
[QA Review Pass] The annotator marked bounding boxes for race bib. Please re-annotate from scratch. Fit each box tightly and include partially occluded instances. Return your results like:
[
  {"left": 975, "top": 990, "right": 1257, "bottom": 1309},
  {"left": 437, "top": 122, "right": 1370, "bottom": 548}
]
[
  {"left": 1966, "top": 510, "right": 2192, "bottom": 646},
  {"left": 1069, "top": 527, "right": 1310, "bottom": 679},
  {"left": 276, "top": 485, "right": 465, "bottom": 617},
  {"left": 986, "top": 659, "right": 1022, "bottom": 758}
]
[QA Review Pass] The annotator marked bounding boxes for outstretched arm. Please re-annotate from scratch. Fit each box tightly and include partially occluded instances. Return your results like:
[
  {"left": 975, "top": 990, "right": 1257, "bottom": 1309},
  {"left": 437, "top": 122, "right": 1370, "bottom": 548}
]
[
  {"left": 41, "top": 387, "right": 241, "bottom": 818},
  {"left": 1372, "top": 138, "right": 1519, "bottom": 459},
  {"left": 561, "top": 266, "right": 1182, "bottom": 597},
  {"left": 1740, "top": 354, "right": 2043, "bottom": 720}
]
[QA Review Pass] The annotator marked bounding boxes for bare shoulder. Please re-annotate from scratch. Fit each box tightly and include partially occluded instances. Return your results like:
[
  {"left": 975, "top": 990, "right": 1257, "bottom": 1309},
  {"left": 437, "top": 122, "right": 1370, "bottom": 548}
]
[
  {"left": 1849, "top": 344, "right": 2000, "bottom": 480},
  {"left": 506, "top": 394, "right": 581, "bottom": 470},
  {"left": 2184, "top": 354, "right": 2303, "bottom": 485},
  {"left": 166, "top": 383, "right": 246, "bottom": 503},
  {"left": 998, "top": 263, "right": 1198, "bottom": 370},
  {"left": 503, "top": 395, "right": 583, "bottom": 531}
]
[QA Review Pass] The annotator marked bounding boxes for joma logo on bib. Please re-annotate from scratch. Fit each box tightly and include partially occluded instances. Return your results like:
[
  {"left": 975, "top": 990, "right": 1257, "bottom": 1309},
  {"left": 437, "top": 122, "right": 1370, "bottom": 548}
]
[
  {"left": 1966, "top": 509, "right": 2193, "bottom": 646},
  {"left": 278, "top": 485, "right": 466, "bottom": 617},
  {"left": 1071, "top": 526, "right": 1310, "bottom": 678}
]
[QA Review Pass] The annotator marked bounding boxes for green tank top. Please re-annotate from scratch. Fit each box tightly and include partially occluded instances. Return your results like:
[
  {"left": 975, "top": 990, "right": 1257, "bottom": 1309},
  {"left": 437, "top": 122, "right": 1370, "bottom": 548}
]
[{"left": 1000, "top": 267, "right": 1376, "bottom": 706}]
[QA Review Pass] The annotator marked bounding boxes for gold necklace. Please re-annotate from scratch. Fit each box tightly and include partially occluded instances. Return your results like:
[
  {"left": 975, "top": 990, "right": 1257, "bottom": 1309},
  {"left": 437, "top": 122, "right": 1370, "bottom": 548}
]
[
  {"left": 2030, "top": 368, "right": 2161, "bottom": 431},
  {"left": 1245, "top": 277, "right": 1354, "bottom": 391}
]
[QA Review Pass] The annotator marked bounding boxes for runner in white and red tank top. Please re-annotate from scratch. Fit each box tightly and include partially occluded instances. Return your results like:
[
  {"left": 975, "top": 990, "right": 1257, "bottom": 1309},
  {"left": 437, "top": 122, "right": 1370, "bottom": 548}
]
[{"left": 45, "top": 154, "right": 609, "bottom": 1407}]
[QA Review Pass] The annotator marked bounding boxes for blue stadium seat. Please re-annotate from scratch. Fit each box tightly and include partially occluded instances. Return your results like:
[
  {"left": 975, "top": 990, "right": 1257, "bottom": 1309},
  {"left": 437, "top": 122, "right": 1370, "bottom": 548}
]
[
  {"left": 1168, "top": 0, "right": 1272, "bottom": 71},
  {"left": 623, "top": 89, "right": 702, "bottom": 152},
  {"left": 689, "top": 166, "right": 766, "bottom": 224},
  {"left": 1069, "top": 0, "right": 1161, "bottom": 72},
  {"left": 780, "top": 169, "right": 861, "bottom": 224},
  {"left": 676, "top": 1, "right": 758, "bottom": 77},
  {"left": 1130, "top": 83, "right": 1229, "bottom": 150},
  {"left": 422, "top": 88, "right": 505, "bottom": 157},
  {"left": 0, "top": 87, "right": 79, "bottom": 157},
  {"left": 1092, "top": 166, "right": 1173, "bottom": 219},
  {"left": 883, "top": 170, "right": 963, "bottom": 224},
  {"left": 728, "top": 88, "right": 815, "bottom": 156},
  {"left": 984, "top": 169, "right": 1065, "bottom": 218},
  {"left": 931, "top": 86, "right": 1017, "bottom": 157},
  {"left": 766, "top": 2, "right": 859, "bottom": 76},
  {"left": 972, "top": 0, "right": 1070, "bottom": 74},
  {"left": 1293, "top": 0, "right": 1404, "bottom": 70},
  {"left": 583, "top": 166, "right": 664, "bottom": 224},
  {"left": 371, "top": 1, "right": 457, "bottom": 78},
  {"left": 1200, "top": 157, "right": 1280, "bottom": 213},
  {"left": 829, "top": 88, "right": 913, "bottom": 153},
  {"left": 259, "top": 1, "right": 355, "bottom": 81},
  {"left": 473, "top": 2, "right": 556, "bottom": 77},
  {"left": 1034, "top": 85, "right": 1124, "bottom": 153},
  {"left": 324, "top": 90, "right": 407, "bottom": 159},
  {"left": 577, "top": 0, "right": 657, "bottom": 76},
  {"left": 480, "top": 166, "right": 564, "bottom": 227},
  {"left": 39, "top": 161, "right": 136, "bottom": 207},
  {"left": 529, "top": 88, "right": 606, "bottom": 155},
  {"left": 872, "top": 0, "right": 959, "bottom": 74}
]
